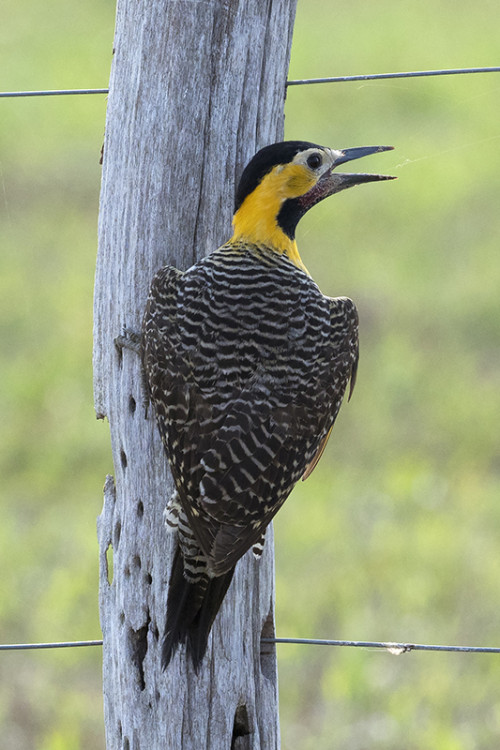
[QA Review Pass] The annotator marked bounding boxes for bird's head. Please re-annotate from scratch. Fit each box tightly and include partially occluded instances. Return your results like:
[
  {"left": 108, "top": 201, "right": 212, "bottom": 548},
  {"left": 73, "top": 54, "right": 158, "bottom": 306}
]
[{"left": 231, "top": 140, "right": 395, "bottom": 271}]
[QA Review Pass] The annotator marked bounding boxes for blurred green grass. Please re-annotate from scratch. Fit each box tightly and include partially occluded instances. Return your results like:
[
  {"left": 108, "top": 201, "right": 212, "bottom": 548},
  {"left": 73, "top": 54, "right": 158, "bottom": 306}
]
[{"left": 1, "top": 0, "right": 500, "bottom": 748}]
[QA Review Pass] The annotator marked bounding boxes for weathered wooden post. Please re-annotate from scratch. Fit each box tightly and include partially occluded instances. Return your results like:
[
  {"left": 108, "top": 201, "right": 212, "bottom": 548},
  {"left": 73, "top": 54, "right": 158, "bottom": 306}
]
[{"left": 94, "top": 0, "right": 297, "bottom": 747}]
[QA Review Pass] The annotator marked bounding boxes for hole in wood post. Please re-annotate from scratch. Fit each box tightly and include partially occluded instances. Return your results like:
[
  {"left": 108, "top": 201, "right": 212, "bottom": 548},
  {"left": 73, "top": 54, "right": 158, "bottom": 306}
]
[
  {"left": 114, "top": 520, "right": 122, "bottom": 548},
  {"left": 127, "top": 616, "right": 150, "bottom": 691},
  {"left": 231, "top": 704, "right": 252, "bottom": 749},
  {"left": 105, "top": 543, "right": 113, "bottom": 585},
  {"left": 129, "top": 395, "right": 137, "bottom": 414},
  {"left": 137, "top": 500, "right": 144, "bottom": 518},
  {"left": 260, "top": 603, "right": 276, "bottom": 681},
  {"left": 120, "top": 449, "right": 128, "bottom": 469}
]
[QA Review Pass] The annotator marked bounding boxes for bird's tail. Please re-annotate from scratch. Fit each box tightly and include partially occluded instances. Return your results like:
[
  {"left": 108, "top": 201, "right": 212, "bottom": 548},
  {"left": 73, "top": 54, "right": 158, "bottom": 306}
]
[{"left": 162, "top": 546, "right": 235, "bottom": 671}]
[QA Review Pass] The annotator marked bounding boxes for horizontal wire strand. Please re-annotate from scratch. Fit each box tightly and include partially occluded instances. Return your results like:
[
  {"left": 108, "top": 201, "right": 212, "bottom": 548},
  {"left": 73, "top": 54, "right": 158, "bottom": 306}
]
[
  {"left": 0, "top": 640, "right": 103, "bottom": 651},
  {"left": 263, "top": 638, "right": 500, "bottom": 654},
  {"left": 287, "top": 66, "right": 500, "bottom": 85},
  {"left": 1, "top": 67, "right": 500, "bottom": 99},
  {"left": 2, "top": 637, "right": 500, "bottom": 654},
  {"left": 0, "top": 88, "right": 109, "bottom": 98}
]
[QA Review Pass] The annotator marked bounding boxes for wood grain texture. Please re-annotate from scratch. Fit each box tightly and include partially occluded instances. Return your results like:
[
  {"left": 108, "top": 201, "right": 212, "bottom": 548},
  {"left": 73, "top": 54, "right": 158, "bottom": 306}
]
[{"left": 94, "top": 0, "right": 297, "bottom": 747}]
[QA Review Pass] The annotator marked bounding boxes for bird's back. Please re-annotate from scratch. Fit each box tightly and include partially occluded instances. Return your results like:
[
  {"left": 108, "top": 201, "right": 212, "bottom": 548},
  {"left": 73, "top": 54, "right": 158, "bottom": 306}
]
[{"left": 143, "top": 241, "right": 357, "bottom": 576}]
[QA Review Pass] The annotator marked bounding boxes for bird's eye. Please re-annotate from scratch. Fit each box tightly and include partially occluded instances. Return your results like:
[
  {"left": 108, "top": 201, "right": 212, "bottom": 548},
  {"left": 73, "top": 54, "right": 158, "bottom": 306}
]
[{"left": 307, "top": 153, "right": 322, "bottom": 170}]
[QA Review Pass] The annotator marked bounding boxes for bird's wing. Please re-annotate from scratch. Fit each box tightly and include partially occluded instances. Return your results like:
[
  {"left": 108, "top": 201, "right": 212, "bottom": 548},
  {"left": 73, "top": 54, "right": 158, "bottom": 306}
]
[
  {"left": 190, "top": 296, "right": 359, "bottom": 573},
  {"left": 151, "top": 367, "right": 309, "bottom": 570},
  {"left": 301, "top": 295, "right": 359, "bottom": 481},
  {"left": 141, "top": 264, "right": 220, "bottom": 553},
  {"left": 141, "top": 264, "right": 184, "bottom": 404},
  {"left": 146, "top": 336, "right": 327, "bottom": 570},
  {"left": 195, "top": 391, "right": 321, "bottom": 573}
]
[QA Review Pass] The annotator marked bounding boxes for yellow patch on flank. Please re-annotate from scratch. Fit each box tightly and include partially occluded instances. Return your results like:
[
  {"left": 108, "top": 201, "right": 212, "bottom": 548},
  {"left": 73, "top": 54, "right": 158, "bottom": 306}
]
[{"left": 230, "top": 163, "right": 317, "bottom": 274}]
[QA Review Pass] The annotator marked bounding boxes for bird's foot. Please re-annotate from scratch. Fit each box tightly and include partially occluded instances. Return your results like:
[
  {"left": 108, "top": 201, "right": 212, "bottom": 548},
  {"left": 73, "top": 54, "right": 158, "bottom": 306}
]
[{"left": 114, "top": 327, "right": 142, "bottom": 355}]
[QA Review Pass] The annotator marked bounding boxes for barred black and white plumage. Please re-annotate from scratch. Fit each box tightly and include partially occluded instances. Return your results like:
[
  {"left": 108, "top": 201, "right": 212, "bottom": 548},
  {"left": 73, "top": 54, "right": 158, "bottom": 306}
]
[{"left": 140, "top": 141, "right": 394, "bottom": 669}]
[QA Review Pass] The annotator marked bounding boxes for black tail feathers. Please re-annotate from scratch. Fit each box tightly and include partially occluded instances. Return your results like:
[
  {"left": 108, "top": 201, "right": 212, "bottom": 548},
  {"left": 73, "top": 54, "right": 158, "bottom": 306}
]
[{"left": 162, "top": 547, "right": 235, "bottom": 671}]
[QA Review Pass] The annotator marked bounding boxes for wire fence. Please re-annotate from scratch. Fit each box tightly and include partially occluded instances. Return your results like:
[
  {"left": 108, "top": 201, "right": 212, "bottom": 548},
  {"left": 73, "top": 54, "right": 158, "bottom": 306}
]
[
  {"left": 1, "top": 65, "right": 500, "bottom": 99},
  {"left": 2, "top": 637, "right": 500, "bottom": 655}
]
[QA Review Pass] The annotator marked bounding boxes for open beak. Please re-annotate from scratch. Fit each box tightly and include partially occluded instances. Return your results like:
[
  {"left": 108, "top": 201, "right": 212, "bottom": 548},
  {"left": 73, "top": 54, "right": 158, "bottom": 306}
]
[
  {"left": 334, "top": 145, "right": 394, "bottom": 167},
  {"left": 331, "top": 145, "right": 396, "bottom": 188},
  {"left": 300, "top": 145, "right": 396, "bottom": 209}
]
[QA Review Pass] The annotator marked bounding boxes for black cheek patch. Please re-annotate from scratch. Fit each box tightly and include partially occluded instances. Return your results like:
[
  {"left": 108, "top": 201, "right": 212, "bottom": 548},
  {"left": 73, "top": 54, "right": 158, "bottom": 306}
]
[{"left": 276, "top": 197, "right": 307, "bottom": 240}]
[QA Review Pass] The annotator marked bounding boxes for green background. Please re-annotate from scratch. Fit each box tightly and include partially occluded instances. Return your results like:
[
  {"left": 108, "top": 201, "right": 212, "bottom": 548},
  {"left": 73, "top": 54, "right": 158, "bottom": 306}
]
[{"left": 1, "top": 1, "right": 499, "bottom": 747}]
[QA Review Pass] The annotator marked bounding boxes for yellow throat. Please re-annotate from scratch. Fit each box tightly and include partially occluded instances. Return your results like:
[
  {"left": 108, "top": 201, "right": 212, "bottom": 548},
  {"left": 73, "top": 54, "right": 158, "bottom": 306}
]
[{"left": 230, "top": 163, "right": 316, "bottom": 274}]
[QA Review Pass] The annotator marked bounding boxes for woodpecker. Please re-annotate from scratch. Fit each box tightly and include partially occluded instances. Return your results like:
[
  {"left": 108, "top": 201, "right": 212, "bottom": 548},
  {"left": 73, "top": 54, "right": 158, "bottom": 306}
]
[{"left": 140, "top": 140, "right": 395, "bottom": 669}]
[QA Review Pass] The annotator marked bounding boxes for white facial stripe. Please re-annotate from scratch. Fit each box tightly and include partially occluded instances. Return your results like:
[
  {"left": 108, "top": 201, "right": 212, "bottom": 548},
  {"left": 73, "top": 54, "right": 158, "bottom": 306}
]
[{"left": 292, "top": 147, "right": 338, "bottom": 176}]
